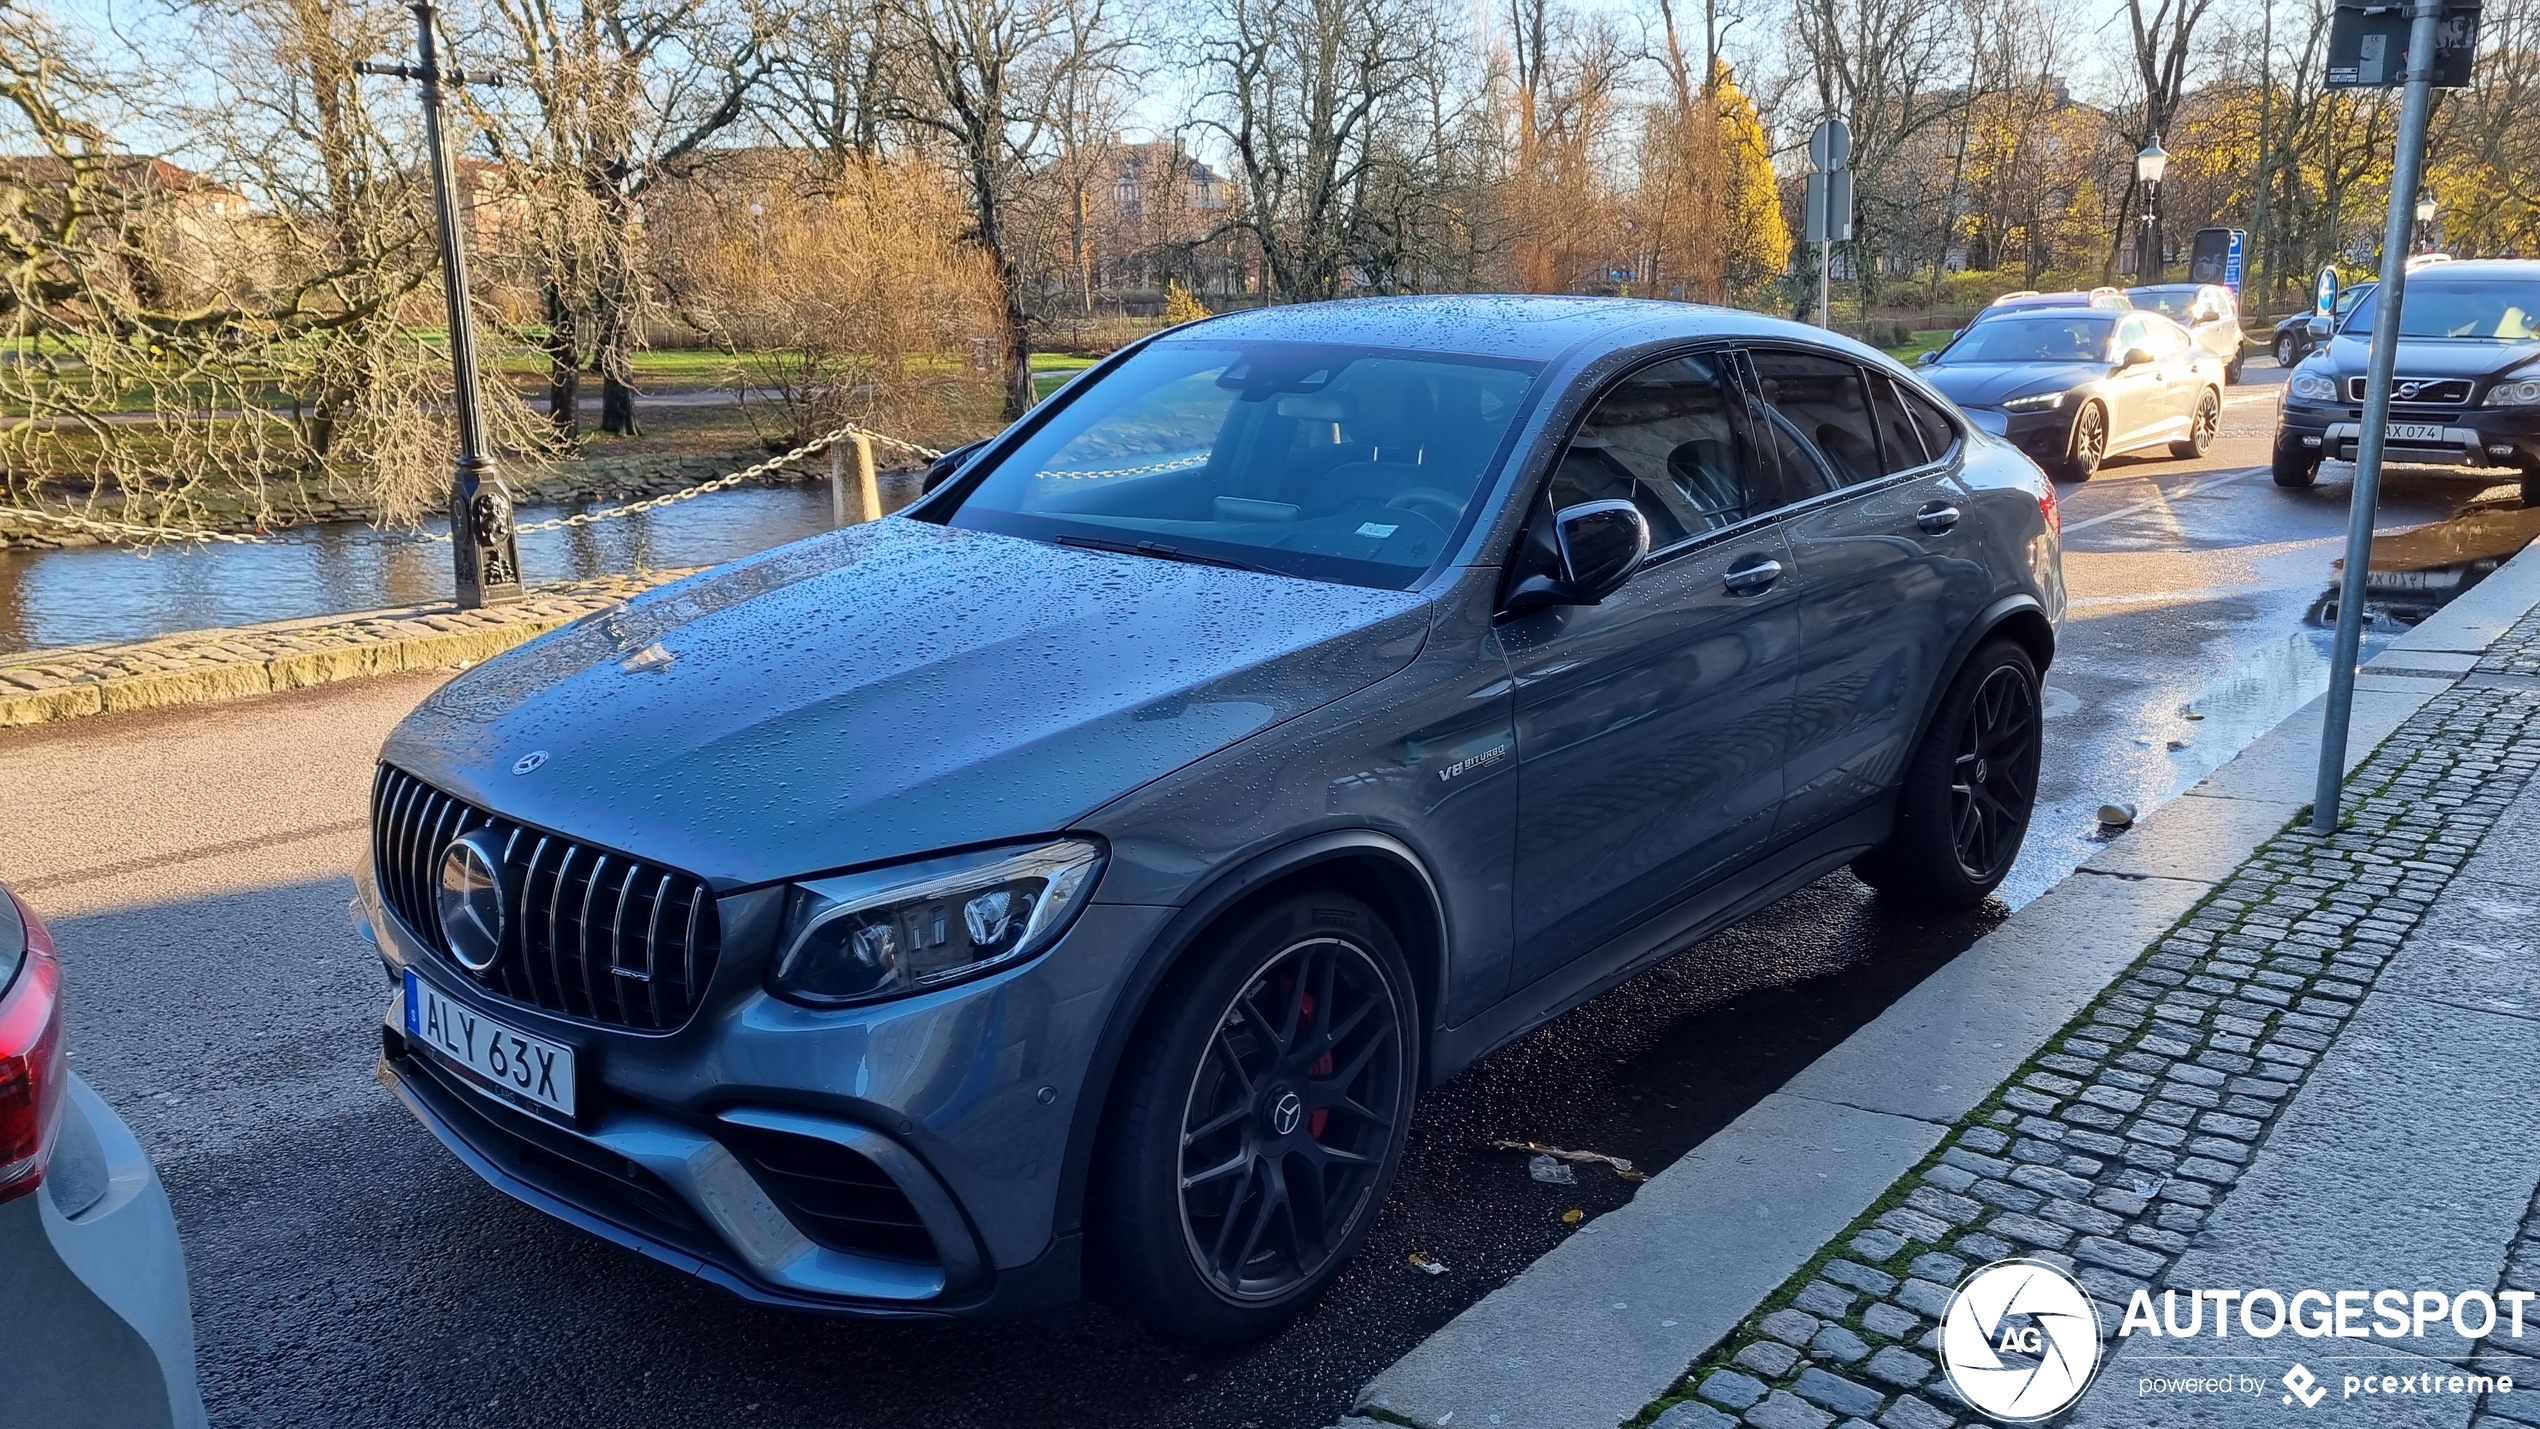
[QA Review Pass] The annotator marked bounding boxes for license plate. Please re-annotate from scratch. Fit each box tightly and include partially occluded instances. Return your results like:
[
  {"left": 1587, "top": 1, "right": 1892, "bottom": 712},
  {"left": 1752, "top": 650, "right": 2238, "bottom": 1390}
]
[
  {"left": 2387, "top": 422, "right": 2447, "bottom": 443},
  {"left": 404, "top": 969, "right": 576, "bottom": 1116}
]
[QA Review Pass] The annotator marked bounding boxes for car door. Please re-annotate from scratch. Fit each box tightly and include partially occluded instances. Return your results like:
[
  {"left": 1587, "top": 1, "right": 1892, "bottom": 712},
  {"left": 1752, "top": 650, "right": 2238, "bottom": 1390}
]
[
  {"left": 2140, "top": 316, "right": 2202, "bottom": 434},
  {"left": 2106, "top": 314, "right": 2169, "bottom": 448},
  {"left": 1751, "top": 348, "right": 1988, "bottom": 837},
  {"left": 1502, "top": 349, "right": 1806, "bottom": 991}
]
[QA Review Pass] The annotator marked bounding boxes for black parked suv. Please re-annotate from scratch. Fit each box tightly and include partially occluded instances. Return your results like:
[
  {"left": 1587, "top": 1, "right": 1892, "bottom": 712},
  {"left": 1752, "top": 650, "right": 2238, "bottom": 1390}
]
[
  {"left": 363, "top": 296, "right": 2064, "bottom": 1341},
  {"left": 2274, "top": 259, "right": 2540, "bottom": 503}
]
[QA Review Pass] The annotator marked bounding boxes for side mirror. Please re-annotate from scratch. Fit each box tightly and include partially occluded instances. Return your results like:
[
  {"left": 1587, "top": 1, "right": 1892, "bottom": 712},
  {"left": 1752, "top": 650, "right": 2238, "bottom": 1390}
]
[
  {"left": 920, "top": 439, "right": 989, "bottom": 494},
  {"left": 1916, "top": 350, "right": 1939, "bottom": 366},
  {"left": 1503, "top": 500, "right": 1650, "bottom": 617},
  {"left": 2119, "top": 346, "right": 2158, "bottom": 370}
]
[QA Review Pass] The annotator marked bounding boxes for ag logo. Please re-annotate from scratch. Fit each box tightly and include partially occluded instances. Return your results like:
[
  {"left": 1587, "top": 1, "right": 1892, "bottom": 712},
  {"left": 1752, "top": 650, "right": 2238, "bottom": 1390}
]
[{"left": 1938, "top": 1258, "right": 2104, "bottom": 1421}]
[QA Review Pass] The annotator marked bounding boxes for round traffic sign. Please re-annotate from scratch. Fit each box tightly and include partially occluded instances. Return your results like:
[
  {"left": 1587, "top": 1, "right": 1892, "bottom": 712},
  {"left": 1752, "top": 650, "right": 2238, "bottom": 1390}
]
[{"left": 1809, "top": 117, "right": 1852, "bottom": 172}]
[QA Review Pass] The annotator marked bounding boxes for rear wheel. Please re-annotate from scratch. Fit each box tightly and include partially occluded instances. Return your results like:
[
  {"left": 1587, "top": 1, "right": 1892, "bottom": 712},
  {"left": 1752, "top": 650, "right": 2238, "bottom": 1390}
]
[
  {"left": 2171, "top": 389, "right": 2220, "bottom": 458},
  {"left": 2052, "top": 402, "right": 2106, "bottom": 482},
  {"left": 1854, "top": 640, "right": 2042, "bottom": 907},
  {"left": 1091, "top": 892, "right": 1416, "bottom": 1343},
  {"left": 2272, "top": 442, "right": 2321, "bottom": 488}
]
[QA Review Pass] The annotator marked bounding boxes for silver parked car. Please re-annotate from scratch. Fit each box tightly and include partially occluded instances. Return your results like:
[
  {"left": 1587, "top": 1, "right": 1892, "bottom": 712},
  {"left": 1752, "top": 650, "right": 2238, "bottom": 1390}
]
[
  {"left": 0, "top": 882, "right": 206, "bottom": 1429},
  {"left": 2126, "top": 283, "right": 2248, "bottom": 384}
]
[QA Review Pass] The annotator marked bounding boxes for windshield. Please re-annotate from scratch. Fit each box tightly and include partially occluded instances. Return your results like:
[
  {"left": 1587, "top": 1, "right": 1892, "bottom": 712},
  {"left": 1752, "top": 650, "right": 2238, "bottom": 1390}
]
[
  {"left": 1938, "top": 315, "right": 2117, "bottom": 364},
  {"left": 948, "top": 340, "right": 1541, "bottom": 589},
  {"left": 2128, "top": 288, "right": 2197, "bottom": 319},
  {"left": 2341, "top": 279, "right": 2540, "bottom": 339}
]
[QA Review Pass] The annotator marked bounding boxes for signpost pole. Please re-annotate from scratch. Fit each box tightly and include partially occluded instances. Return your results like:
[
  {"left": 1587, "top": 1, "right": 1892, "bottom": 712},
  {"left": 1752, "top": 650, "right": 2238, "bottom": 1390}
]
[{"left": 2311, "top": 0, "right": 2445, "bottom": 833}]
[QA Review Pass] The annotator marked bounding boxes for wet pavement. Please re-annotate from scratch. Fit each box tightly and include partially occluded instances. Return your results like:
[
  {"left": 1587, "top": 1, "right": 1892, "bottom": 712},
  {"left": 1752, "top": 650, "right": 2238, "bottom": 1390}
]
[{"left": 10, "top": 357, "right": 2540, "bottom": 1429}]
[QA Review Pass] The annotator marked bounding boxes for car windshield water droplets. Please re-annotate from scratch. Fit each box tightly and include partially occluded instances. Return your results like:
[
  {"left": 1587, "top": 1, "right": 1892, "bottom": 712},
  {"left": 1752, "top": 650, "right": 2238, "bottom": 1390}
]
[{"left": 948, "top": 340, "right": 1541, "bottom": 590}]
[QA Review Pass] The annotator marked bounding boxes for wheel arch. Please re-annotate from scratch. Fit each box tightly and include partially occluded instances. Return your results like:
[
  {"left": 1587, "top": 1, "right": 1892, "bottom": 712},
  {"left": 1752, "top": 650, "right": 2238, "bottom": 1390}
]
[
  {"left": 1904, "top": 593, "right": 2056, "bottom": 759},
  {"left": 1052, "top": 831, "right": 1448, "bottom": 1248}
]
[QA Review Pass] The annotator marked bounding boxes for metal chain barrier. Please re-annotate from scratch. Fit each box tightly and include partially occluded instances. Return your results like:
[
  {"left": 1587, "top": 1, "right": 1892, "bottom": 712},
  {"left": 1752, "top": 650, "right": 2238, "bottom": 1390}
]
[{"left": 0, "top": 422, "right": 947, "bottom": 549}]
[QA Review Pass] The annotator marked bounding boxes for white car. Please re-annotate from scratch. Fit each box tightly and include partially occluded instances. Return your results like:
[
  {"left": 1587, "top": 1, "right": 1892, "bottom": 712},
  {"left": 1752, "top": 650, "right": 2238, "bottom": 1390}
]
[
  {"left": 2126, "top": 283, "right": 2248, "bottom": 384},
  {"left": 0, "top": 883, "right": 206, "bottom": 1429}
]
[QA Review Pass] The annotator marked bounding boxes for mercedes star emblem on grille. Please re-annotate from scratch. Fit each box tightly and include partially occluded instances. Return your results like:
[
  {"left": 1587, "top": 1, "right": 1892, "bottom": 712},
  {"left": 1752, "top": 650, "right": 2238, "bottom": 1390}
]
[{"left": 436, "top": 831, "right": 510, "bottom": 973}]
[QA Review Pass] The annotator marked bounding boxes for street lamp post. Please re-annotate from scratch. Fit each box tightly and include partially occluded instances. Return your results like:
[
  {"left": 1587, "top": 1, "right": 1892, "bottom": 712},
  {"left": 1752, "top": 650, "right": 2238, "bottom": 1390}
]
[
  {"left": 357, "top": 1, "right": 523, "bottom": 609},
  {"left": 2414, "top": 189, "right": 2438, "bottom": 252},
  {"left": 2135, "top": 135, "right": 2170, "bottom": 281}
]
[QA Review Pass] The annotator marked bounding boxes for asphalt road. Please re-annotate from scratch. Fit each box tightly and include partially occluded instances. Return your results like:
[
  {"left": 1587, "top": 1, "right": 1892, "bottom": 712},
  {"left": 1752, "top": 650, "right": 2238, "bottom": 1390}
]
[{"left": 4, "top": 360, "right": 2525, "bottom": 1429}]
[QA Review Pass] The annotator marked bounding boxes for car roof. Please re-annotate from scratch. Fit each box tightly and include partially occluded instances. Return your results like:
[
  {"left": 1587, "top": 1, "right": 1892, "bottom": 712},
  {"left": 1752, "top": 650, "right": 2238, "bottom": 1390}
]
[
  {"left": 2396, "top": 257, "right": 2540, "bottom": 280},
  {"left": 1165, "top": 294, "right": 1890, "bottom": 366}
]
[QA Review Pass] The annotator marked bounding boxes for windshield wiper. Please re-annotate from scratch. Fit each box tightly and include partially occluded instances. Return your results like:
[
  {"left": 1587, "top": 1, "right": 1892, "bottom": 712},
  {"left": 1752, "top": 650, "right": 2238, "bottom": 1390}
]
[{"left": 1054, "top": 532, "right": 1282, "bottom": 575}]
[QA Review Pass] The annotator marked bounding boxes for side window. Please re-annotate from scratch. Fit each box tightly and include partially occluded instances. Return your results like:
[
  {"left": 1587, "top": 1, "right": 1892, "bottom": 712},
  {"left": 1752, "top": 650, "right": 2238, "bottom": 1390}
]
[
  {"left": 1750, "top": 349, "right": 1882, "bottom": 487},
  {"left": 1891, "top": 380, "right": 1961, "bottom": 463},
  {"left": 2145, "top": 319, "right": 2193, "bottom": 358},
  {"left": 1551, "top": 352, "right": 1755, "bottom": 549},
  {"left": 2113, "top": 316, "right": 2148, "bottom": 359},
  {"left": 1870, "top": 377, "right": 1931, "bottom": 474}
]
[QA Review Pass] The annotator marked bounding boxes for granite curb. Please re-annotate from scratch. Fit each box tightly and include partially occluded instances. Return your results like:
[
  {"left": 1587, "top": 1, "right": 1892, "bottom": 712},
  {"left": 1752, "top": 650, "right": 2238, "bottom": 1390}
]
[
  {"left": 1351, "top": 536, "right": 2540, "bottom": 1429},
  {"left": 0, "top": 569, "right": 696, "bottom": 730}
]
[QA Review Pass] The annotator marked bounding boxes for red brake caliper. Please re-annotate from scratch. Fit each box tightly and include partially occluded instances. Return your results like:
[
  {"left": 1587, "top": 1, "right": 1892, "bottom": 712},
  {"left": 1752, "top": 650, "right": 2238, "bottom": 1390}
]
[{"left": 1301, "top": 991, "right": 1332, "bottom": 1139}]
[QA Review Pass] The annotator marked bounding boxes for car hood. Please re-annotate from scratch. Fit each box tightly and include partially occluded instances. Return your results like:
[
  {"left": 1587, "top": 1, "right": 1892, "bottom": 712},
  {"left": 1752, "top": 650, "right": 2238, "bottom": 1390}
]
[
  {"left": 2324, "top": 334, "right": 2540, "bottom": 380},
  {"left": 1922, "top": 362, "right": 2107, "bottom": 408},
  {"left": 383, "top": 518, "right": 1433, "bottom": 888}
]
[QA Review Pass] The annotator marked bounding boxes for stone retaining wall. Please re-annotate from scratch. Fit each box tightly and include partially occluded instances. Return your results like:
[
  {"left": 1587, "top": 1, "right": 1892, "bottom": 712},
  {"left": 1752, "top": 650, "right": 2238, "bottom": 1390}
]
[{"left": 0, "top": 570, "right": 694, "bottom": 729}]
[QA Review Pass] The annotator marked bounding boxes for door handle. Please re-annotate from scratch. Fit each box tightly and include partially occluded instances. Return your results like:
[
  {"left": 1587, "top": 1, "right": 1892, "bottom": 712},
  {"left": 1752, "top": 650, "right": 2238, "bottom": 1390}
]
[
  {"left": 1917, "top": 503, "right": 1962, "bottom": 533},
  {"left": 1722, "top": 558, "right": 1783, "bottom": 594}
]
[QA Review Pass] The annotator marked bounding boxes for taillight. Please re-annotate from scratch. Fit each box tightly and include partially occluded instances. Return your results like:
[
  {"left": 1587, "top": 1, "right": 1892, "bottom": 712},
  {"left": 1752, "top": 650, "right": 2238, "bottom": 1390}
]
[
  {"left": 0, "top": 890, "right": 66, "bottom": 1201},
  {"left": 2038, "top": 481, "right": 2060, "bottom": 534}
]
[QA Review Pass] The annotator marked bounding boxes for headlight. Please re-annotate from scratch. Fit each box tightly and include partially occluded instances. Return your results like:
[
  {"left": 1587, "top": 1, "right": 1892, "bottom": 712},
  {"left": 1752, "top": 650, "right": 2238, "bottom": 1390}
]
[
  {"left": 2289, "top": 370, "right": 2340, "bottom": 402},
  {"left": 1999, "top": 392, "right": 2065, "bottom": 412},
  {"left": 2485, "top": 376, "right": 2540, "bottom": 407},
  {"left": 770, "top": 839, "right": 1103, "bottom": 1006}
]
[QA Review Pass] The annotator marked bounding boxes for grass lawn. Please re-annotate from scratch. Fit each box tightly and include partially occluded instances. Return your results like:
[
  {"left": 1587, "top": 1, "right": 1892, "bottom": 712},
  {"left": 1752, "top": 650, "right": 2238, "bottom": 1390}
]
[
  {"left": 1032, "top": 352, "right": 1097, "bottom": 399},
  {"left": 1878, "top": 328, "right": 1962, "bottom": 364}
]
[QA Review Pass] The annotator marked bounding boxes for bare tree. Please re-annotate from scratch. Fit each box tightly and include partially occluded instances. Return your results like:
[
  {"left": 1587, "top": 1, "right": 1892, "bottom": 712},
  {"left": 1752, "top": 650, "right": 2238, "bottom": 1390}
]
[
  {"left": 889, "top": 0, "right": 1128, "bottom": 418},
  {"left": 2114, "top": 0, "right": 2220, "bottom": 278},
  {"left": 469, "top": 0, "right": 769, "bottom": 441},
  {"left": 1198, "top": 0, "right": 1426, "bottom": 302},
  {"left": 1786, "top": 0, "right": 1960, "bottom": 306}
]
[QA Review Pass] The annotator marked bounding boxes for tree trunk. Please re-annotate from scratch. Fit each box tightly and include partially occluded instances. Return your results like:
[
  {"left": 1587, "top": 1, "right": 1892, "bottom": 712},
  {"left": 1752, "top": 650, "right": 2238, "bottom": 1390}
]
[{"left": 544, "top": 283, "right": 581, "bottom": 445}]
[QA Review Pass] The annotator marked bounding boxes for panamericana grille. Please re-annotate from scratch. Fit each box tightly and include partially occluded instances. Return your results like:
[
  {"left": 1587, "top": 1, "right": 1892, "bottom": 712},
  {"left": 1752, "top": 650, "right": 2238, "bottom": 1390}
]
[
  {"left": 372, "top": 765, "right": 720, "bottom": 1032},
  {"left": 2349, "top": 375, "right": 2472, "bottom": 405}
]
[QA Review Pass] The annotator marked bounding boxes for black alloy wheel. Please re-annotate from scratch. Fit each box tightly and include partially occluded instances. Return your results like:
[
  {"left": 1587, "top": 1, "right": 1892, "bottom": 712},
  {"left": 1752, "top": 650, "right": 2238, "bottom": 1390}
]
[
  {"left": 2172, "top": 389, "right": 2220, "bottom": 458},
  {"left": 2056, "top": 403, "right": 2107, "bottom": 482},
  {"left": 1177, "top": 933, "right": 1405, "bottom": 1302},
  {"left": 1852, "top": 639, "right": 2042, "bottom": 906},
  {"left": 1092, "top": 892, "right": 1416, "bottom": 1342},
  {"left": 1947, "top": 663, "right": 2042, "bottom": 882}
]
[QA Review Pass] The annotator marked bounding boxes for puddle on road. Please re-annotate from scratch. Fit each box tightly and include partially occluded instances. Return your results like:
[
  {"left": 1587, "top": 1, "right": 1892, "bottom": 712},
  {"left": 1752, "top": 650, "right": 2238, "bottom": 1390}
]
[{"left": 2311, "top": 499, "right": 2540, "bottom": 628}]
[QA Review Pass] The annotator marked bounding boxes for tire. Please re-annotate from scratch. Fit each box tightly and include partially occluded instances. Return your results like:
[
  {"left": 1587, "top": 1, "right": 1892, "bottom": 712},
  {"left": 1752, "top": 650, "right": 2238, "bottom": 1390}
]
[
  {"left": 2051, "top": 402, "right": 2106, "bottom": 482},
  {"left": 2522, "top": 468, "right": 2540, "bottom": 509},
  {"left": 2225, "top": 354, "right": 2245, "bottom": 385},
  {"left": 2171, "top": 388, "right": 2219, "bottom": 459},
  {"left": 2272, "top": 442, "right": 2321, "bottom": 488},
  {"left": 1853, "top": 639, "right": 2042, "bottom": 907},
  {"left": 2273, "top": 333, "right": 2298, "bottom": 367},
  {"left": 1090, "top": 891, "right": 1418, "bottom": 1343}
]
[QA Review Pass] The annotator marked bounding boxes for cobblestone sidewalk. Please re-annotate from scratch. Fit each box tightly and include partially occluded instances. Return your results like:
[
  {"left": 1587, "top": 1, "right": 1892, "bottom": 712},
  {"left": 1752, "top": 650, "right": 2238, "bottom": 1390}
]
[
  {"left": 1634, "top": 607, "right": 2540, "bottom": 1429},
  {"left": 0, "top": 570, "right": 692, "bottom": 729}
]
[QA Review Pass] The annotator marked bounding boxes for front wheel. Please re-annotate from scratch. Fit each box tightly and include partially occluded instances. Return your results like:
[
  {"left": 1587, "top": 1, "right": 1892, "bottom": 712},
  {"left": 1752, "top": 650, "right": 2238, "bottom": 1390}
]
[
  {"left": 2274, "top": 333, "right": 2299, "bottom": 367},
  {"left": 2272, "top": 442, "right": 2321, "bottom": 488},
  {"left": 1091, "top": 893, "right": 1417, "bottom": 1343},
  {"left": 2225, "top": 354, "right": 2245, "bottom": 385},
  {"left": 2051, "top": 402, "right": 2106, "bottom": 482},
  {"left": 1853, "top": 640, "right": 2042, "bottom": 907},
  {"left": 2171, "top": 389, "right": 2220, "bottom": 458}
]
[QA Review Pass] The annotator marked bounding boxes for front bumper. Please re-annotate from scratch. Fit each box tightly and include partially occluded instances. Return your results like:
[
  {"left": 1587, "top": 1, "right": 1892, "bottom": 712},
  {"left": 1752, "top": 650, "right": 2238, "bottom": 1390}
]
[
  {"left": 1986, "top": 407, "right": 2080, "bottom": 463},
  {"left": 2277, "top": 402, "right": 2540, "bottom": 469},
  {"left": 361, "top": 865, "right": 1171, "bottom": 1320},
  {"left": 0, "top": 1076, "right": 207, "bottom": 1429}
]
